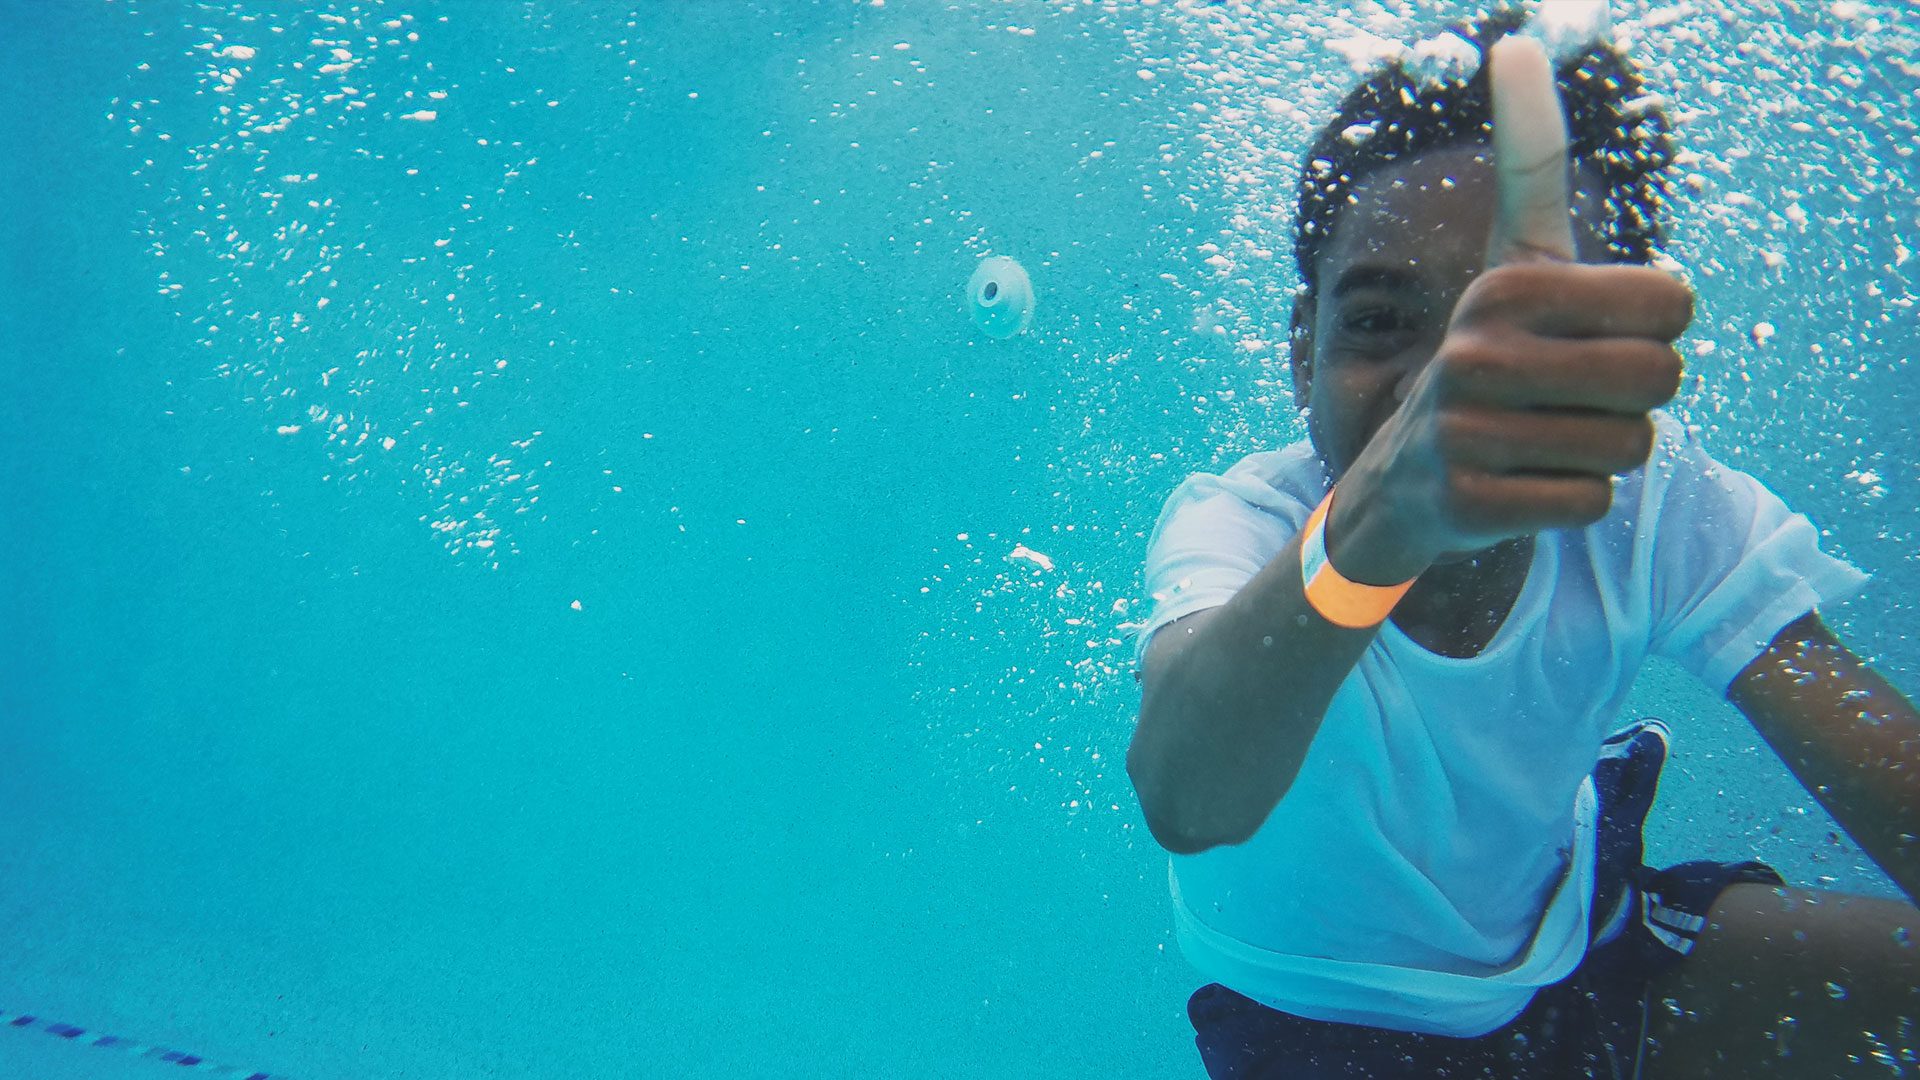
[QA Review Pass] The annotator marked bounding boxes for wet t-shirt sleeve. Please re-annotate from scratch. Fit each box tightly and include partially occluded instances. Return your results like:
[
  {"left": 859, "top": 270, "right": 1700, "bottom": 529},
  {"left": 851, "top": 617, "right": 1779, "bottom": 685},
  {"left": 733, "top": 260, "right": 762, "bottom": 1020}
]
[
  {"left": 1134, "top": 448, "right": 1322, "bottom": 669},
  {"left": 1645, "top": 418, "right": 1869, "bottom": 694}
]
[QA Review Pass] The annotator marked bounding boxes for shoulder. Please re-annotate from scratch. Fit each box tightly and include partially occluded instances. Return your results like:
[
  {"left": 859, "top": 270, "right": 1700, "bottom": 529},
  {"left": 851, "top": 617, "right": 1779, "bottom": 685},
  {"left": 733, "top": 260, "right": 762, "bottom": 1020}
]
[
  {"left": 1566, "top": 410, "right": 1757, "bottom": 589},
  {"left": 1140, "top": 438, "right": 1325, "bottom": 593},
  {"left": 1224, "top": 438, "right": 1327, "bottom": 492},
  {"left": 1135, "top": 440, "right": 1325, "bottom": 661},
  {"left": 1629, "top": 409, "right": 1778, "bottom": 523},
  {"left": 1158, "top": 438, "right": 1327, "bottom": 524}
]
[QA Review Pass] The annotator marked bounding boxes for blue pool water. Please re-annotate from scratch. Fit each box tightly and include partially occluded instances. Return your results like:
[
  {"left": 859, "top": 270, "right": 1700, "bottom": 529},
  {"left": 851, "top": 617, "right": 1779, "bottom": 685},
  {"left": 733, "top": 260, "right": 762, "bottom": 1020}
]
[{"left": 1, "top": 1, "right": 1913, "bottom": 1076}]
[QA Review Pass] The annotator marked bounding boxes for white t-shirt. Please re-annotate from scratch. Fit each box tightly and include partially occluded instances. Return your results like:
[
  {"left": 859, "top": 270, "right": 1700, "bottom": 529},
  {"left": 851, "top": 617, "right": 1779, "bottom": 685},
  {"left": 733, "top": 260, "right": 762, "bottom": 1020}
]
[{"left": 1134, "top": 411, "right": 1866, "bottom": 1037}]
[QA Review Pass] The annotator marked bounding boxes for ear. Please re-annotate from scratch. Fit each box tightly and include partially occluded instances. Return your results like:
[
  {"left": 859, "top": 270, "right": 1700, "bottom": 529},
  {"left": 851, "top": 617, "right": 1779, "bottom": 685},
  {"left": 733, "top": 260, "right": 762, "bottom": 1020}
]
[{"left": 1288, "top": 291, "right": 1316, "bottom": 412}]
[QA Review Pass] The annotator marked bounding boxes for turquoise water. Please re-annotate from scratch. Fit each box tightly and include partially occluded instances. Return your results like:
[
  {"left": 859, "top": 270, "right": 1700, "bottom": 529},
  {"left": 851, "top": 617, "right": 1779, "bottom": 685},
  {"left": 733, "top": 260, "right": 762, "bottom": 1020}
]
[{"left": 1, "top": 1, "right": 1913, "bottom": 1076}]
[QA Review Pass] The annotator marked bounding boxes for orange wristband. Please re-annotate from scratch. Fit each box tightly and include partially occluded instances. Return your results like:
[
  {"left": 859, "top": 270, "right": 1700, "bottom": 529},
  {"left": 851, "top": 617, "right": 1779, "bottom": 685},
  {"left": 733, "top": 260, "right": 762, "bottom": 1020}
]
[{"left": 1299, "top": 489, "right": 1417, "bottom": 629}]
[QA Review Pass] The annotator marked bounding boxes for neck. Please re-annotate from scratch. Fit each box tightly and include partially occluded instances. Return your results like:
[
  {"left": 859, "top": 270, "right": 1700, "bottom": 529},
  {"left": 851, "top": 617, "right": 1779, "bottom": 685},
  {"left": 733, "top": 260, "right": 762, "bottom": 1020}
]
[{"left": 1391, "top": 535, "right": 1536, "bottom": 658}]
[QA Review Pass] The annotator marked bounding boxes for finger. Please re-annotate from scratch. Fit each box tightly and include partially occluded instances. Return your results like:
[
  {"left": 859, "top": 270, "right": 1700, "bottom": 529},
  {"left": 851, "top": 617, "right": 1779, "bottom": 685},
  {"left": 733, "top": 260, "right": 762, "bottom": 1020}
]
[
  {"left": 1447, "top": 468, "right": 1617, "bottom": 537},
  {"left": 1438, "top": 408, "right": 1656, "bottom": 476},
  {"left": 1455, "top": 263, "right": 1696, "bottom": 342},
  {"left": 1487, "top": 35, "right": 1576, "bottom": 265},
  {"left": 1444, "top": 333, "right": 1683, "bottom": 412}
]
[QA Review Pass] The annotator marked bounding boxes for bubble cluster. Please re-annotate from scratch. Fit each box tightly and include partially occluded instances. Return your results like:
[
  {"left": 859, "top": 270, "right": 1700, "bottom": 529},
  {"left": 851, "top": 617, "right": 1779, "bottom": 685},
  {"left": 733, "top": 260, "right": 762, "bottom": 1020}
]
[
  {"left": 908, "top": 519, "right": 1144, "bottom": 829},
  {"left": 120, "top": 7, "right": 563, "bottom": 567}
]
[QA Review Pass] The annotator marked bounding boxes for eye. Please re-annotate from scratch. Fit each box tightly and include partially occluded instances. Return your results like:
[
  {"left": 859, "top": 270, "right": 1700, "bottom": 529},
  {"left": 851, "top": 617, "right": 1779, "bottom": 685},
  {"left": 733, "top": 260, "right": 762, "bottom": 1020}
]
[{"left": 1341, "top": 306, "right": 1413, "bottom": 335}]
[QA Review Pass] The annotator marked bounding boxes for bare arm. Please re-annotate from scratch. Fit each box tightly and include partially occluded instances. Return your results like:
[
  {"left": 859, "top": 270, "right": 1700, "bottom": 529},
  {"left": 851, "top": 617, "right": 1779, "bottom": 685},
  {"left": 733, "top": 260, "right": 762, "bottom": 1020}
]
[
  {"left": 1128, "top": 529, "right": 1380, "bottom": 855},
  {"left": 1728, "top": 610, "right": 1920, "bottom": 904}
]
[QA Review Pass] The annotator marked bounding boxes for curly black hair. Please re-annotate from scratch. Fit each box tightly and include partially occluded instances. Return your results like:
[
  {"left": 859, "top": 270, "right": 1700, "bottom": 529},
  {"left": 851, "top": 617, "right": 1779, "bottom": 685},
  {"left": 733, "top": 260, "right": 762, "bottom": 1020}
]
[{"left": 1292, "top": 8, "right": 1674, "bottom": 306}]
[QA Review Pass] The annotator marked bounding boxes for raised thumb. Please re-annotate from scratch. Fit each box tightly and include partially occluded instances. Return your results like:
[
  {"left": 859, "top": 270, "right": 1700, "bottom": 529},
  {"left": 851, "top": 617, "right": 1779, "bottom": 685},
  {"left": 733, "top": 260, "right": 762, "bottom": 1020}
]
[{"left": 1487, "top": 35, "right": 1577, "bottom": 265}]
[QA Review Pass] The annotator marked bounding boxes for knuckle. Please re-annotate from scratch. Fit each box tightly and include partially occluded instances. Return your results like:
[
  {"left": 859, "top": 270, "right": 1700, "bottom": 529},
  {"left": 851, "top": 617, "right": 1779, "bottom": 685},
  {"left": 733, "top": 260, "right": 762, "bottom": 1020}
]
[
  {"left": 1443, "top": 468, "right": 1500, "bottom": 530},
  {"left": 1570, "top": 478, "right": 1615, "bottom": 524},
  {"left": 1442, "top": 334, "right": 1515, "bottom": 393},
  {"left": 1603, "top": 416, "right": 1656, "bottom": 472},
  {"left": 1624, "top": 268, "right": 1695, "bottom": 339},
  {"left": 1442, "top": 465, "right": 1480, "bottom": 508},
  {"left": 1430, "top": 347, "right": 1479, "bottom": 403},
  {"left": 1433, "top": 411, "right": 1478, "bottom": 458},
  {"left": 1643, "top": 338, "right": 1683, "bottom": 384},
  {"left": 1627, "top": 415, "right": 1657, "bottom": 464},
  {"left": 1459, "top": 267, "right": 1530, "bottom": 321},
  {"left": 1658, "top": 346, "right": 1685, "bottom": 399},
  {"left": 1659, "top": 279, "right": 1697, "bottom": 337},
  {"left": 1623, "top": 342, "right": 1682, "bottom": 406}
]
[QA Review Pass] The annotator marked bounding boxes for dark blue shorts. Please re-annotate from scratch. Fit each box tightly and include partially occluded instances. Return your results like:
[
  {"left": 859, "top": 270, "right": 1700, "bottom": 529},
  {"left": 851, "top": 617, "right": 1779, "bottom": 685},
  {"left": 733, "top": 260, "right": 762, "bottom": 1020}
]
[{"left": 1187, "top": 720, "right": 1785, "bottom": 1080}]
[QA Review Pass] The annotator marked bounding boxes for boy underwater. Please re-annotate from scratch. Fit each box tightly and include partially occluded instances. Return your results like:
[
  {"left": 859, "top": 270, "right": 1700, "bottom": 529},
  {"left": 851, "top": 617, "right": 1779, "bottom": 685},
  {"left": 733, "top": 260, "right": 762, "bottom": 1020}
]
[{"left": 1127, "top": 10, "right": 1918, "bottom": 1078}]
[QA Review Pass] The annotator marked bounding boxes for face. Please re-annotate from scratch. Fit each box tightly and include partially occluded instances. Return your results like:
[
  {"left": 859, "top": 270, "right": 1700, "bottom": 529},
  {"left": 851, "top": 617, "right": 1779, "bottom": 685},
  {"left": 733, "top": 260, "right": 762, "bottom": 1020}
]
[{"left": 1290, "top": 144, "right": 1610, "bottom": 478}]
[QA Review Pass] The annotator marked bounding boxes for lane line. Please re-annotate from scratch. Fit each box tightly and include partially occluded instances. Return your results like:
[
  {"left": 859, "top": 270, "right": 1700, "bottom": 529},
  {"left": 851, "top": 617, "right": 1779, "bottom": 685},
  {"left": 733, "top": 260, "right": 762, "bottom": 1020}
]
[{"left": 2, "top": 1009, "right": 289, "bottom": 1079}]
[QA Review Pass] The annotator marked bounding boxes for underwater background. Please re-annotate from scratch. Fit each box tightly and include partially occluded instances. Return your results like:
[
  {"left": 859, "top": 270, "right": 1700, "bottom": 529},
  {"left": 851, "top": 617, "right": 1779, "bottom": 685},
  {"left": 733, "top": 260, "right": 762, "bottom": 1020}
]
[{"left": 1, "top": 1, "right": 1914, "bottom": 1076}]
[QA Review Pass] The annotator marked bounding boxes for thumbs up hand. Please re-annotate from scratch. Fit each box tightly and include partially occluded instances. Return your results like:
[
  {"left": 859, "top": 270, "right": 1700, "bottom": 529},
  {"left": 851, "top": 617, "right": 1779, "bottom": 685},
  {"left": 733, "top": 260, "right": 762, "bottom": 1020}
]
[{"left": 1313, "top": 34, "right": 1694, "bottom": 588}]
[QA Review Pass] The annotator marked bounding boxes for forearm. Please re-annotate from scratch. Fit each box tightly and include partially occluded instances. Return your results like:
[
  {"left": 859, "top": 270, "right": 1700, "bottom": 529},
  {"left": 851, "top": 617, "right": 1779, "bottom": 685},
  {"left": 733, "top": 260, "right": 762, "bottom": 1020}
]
[
  {"left": 1730, "top": 613, "right": 1920, "bottom": 903},
  {"left": 1128, "top": 527, "right": 1379, "bottom": 855}
]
